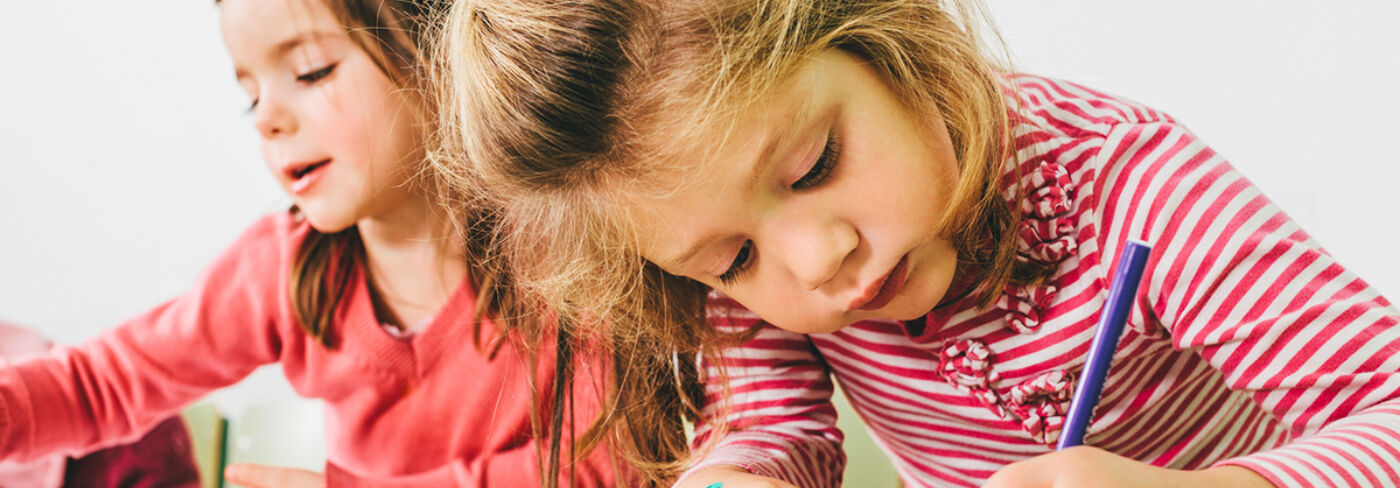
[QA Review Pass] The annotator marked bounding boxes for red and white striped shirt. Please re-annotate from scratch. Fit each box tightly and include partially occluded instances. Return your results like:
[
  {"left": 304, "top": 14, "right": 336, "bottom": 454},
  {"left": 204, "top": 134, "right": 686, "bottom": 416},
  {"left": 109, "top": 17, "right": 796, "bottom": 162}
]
[{"left": 686, "top": 74, "right": 1400, "bottom": 487}]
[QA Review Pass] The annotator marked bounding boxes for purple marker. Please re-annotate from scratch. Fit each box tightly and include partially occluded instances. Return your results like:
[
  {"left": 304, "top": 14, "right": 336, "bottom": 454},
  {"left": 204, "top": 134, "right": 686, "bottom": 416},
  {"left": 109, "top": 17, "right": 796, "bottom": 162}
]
[{"left": 1057, "top": 239, "right": 1152, "bottom": 450}]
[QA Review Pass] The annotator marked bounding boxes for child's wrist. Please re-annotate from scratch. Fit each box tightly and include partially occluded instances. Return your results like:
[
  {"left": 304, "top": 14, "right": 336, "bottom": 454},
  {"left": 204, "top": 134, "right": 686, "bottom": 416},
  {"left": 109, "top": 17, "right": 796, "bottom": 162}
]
[
  {"left": 675, "top": 464, "right": 793, "bottom": 488},
  {"left": 1188, "top": 465, "right": 1276, "bottom": 488}
]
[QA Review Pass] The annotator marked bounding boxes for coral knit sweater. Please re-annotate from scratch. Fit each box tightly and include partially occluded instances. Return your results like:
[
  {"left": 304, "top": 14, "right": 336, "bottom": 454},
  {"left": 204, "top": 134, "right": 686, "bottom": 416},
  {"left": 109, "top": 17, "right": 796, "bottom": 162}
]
[{"left": 0, "top": 212, "right": 619, "bottom": 487}]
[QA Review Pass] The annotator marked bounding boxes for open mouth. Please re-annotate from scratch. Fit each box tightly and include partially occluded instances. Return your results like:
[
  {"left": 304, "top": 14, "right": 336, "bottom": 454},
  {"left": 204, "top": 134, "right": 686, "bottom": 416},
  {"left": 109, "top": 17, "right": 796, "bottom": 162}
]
[
  {"left": 287, "top": 159, "right": 331, "bottom": 194},
  {"left": 852, "top": 254, "right": 909, "bottom": 311},
  {"left": 290, "top": 159, "right": 330, "bottom": 180}
]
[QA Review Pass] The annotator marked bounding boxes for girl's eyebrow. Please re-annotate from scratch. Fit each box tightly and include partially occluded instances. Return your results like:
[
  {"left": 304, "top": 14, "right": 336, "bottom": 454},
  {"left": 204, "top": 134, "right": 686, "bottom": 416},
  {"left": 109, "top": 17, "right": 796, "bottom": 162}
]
[
  {"left": 662, "top": 233, "right": 719, "bottom": 271},
  {"left": 233, "top": 30, "right": 341, "bottom": 79},
  {"left": 271, "top": 30, "right": 340, "bottom": 56},
  {"left": 742, "top": 94, "right": 818, "bottom": 191}
]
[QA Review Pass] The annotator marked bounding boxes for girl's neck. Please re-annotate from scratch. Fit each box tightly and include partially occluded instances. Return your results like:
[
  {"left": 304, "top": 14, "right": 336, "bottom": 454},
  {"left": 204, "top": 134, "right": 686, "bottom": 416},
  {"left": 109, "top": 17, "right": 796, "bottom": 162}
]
[{"left": 355, "top": 191, "right": 467, "bottom": 332}]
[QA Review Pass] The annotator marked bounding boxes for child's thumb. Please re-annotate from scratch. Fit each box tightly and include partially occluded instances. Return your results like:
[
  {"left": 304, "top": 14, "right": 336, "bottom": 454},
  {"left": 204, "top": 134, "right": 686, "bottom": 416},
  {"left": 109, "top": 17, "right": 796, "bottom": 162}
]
[{"left": 224, "top": 463, "right": 324, "bottom": 488}]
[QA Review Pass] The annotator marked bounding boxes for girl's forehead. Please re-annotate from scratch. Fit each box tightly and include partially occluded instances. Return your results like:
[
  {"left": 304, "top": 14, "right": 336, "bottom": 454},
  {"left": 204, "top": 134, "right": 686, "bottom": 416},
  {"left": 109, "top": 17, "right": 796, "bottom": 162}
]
[
  {"left": 642, "top": 54, "right": 833, "bottom": 172},
  {"left": 220, "top": 0, "right": 343, "bottom": 42},
  {"left": 221, "top": 0, "right": 350, "bottom": 74},
  {"left": 617, "top": 64, "right": 832, "bottom": 228}
]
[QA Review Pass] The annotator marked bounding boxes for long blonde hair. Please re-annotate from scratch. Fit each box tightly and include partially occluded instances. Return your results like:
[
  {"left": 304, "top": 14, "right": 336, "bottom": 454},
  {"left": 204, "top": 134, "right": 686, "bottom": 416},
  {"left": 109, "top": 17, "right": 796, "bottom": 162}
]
[{"left": 434, "top": 0, "right": 1047, "bottom": 483}]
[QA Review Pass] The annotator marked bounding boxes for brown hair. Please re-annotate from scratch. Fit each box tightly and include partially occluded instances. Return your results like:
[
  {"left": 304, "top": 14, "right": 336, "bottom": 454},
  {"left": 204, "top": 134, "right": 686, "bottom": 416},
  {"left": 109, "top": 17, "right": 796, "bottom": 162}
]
[
  {"left": 435, "top": 0, "right": 1051, "bottom": 483},
  {"left": 284, "top": 0, "right": 447, "bottom": 349}
]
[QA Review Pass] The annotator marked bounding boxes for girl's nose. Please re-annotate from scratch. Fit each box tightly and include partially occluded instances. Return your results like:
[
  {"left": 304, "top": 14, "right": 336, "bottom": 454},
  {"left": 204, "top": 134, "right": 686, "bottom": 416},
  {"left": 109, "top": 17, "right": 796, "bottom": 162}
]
[
  {"left": 777, "top": 219, "right": 858, "bottom": 291},
  {"left": 253, "top": 93, "right": 298, "bottom": 139}
]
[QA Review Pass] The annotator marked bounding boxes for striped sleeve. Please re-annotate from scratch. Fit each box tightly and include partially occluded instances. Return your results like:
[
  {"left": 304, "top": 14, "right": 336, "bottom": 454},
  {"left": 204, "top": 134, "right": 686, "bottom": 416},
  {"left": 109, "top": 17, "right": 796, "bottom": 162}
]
[
  {"left": 677, "top": 301, "right": 845, "bottom": 487},
  {"left": 1092, "top": 121, "right": 1400, "bottom": 487}
]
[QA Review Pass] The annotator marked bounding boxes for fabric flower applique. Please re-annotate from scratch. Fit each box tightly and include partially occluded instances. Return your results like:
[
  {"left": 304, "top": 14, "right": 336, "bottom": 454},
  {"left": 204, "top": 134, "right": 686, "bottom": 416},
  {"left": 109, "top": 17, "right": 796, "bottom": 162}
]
[
  {"left": 936, "top": 338, "right": 1006, "bottom": 417},
  {"left": 1006, "top": 370, "right": 1076, "bottom": 445},
  {"left": 995, "top": 284, "right": 1059, "bottom": 334},
  {"left": 1016, "top": 161, "right": 1079, "bottom": 264}
]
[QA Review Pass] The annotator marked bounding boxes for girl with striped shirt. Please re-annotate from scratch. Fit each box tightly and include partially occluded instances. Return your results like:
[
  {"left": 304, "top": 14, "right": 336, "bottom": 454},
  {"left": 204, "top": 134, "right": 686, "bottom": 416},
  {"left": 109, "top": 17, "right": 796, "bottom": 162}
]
[{"left": 434, "top": 0, "right": 1400, "bottom": 486}]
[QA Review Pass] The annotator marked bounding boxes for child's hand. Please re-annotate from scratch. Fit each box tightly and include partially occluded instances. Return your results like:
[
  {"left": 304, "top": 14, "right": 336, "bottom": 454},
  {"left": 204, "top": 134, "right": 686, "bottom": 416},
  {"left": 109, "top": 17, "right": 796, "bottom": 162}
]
[
  {"left": 676, "top": 465, "right": 797, "bottom": 488},
  {"left": 983, "top": 446, "right": 1274, "bottom": 488},
  {"left": 224, "top": 463, "right": 323, "bottom": 488}
]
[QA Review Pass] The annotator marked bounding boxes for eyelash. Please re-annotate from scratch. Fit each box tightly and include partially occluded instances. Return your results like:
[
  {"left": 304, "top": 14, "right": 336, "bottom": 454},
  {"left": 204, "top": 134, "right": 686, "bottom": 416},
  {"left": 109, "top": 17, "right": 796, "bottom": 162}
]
[
  {"left": 716, "top": 131, "right": 841, "bottom": 285},
  {"left": 297, "top": 63, "right": 338, "bottom": 84},
  {"left": 245, "top": 63, "right": 339, "bottom": 112},
  {"left": 717, "top": 240, "right": 754, "bottom": 286},
  {"left": 792, "top": 131, "right": 841, "bottom": 190}
]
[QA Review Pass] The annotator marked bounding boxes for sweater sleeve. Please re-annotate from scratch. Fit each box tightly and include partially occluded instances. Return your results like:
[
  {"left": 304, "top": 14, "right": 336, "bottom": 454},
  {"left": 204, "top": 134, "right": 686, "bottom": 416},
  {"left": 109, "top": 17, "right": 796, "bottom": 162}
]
[
  {"left": 0, "top": 215, "right": 292, "bottom": 462},
  {"left": 676, "top": 296, "right": 845, "bottom": 487},
  {"left": 1092, "top": 121, "right": 1400, "bottom": 487}
]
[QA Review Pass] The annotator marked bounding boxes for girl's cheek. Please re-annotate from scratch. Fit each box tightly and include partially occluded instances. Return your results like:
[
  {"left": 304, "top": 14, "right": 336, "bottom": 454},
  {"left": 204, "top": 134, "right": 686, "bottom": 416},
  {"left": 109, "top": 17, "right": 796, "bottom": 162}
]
[
  {"left": 308, "top": 94, "right": 361, "bottom": 152},
  {"left": 260, "top": 145, "right": 281, "bottom": 176}
]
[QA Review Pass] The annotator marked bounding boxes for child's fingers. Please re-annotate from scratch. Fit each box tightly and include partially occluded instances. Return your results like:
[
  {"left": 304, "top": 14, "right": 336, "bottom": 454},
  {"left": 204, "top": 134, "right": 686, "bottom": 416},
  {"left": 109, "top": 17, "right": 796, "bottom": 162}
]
[
  {"left": 676, "top": 465, "right": 796, "bottom": 488},
  {"left": 224, "top": 463, "right": 323, "bottom": 488}
]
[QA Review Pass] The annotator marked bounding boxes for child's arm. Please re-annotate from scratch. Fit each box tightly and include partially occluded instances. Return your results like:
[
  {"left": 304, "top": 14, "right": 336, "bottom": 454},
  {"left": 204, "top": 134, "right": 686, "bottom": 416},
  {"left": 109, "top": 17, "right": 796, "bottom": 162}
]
[
  {"left": 0, "top": 216, "right": 290, "bottom": 462},
  {"left": 676, "top": 300, "right": 845, "bottom": 488},
  {"left": 1093, "top": 121, "right": 1400, "bottom": 487}
]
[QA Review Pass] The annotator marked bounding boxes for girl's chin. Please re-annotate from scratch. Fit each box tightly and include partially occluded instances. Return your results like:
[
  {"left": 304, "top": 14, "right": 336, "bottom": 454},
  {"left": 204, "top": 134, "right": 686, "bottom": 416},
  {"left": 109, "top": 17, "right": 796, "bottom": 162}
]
[
  {"left": 764, "top": 313, "right": 848, "bottom": 334},
  {"left": 300, "top": 209, "right": 357, "bottom": 234},
  {"left": 886, "top": 307, "right": 934, "bottom": 322},
  {"left": 888, "top": 272, "right": 954, "bottom": 321},
  {"left": 789, "top": 321, "right": 851, "bottom": 335},
  {"left": 859, "top": 292, "right": 936, "bottom": 323}
]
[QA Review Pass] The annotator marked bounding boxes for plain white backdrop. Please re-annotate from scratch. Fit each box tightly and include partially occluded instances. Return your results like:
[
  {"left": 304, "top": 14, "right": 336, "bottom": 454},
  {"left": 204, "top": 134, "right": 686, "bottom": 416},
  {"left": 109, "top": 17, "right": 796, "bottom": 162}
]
[{"left": 2, "top": 1, "right": 1398, "bottom": 417}]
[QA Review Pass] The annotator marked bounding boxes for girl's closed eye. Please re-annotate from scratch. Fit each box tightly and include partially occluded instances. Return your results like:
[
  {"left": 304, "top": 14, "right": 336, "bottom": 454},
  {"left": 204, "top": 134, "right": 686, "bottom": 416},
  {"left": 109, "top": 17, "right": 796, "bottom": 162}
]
[
  {"left": 718, "top": 240, "right": 755, "bottom": 286},
  {"left": 296, "top": 63, "right": 338, "bottom": 84},
  {"left": 244, "top": 63, "right": 339, "bottom": 112},
  {"left": 791, "top": 131, "right": 841, "bottom": 190},
  {"left": 240, "top": 80, "right": 259, "bottom": 113},
  {"left": 717, "top": 130, "right": 839, "bottom": 286}
]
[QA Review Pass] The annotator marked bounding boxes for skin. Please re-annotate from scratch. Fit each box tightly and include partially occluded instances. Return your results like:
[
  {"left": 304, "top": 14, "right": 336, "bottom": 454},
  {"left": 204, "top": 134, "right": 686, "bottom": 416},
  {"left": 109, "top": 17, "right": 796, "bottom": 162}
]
[
  {"left": 224, "top": 463, "right": 321, "bottom": 488},
  {"left": 979, "top": 447, "right": 1273, "bottom": 488},
  {"left": 218, "top": 0, "right": 464, "bottom": 484},
  {"left": 220, "top": 0, "right": 464, "bottom": 329},
  {"left": 644, "top": 51, "right": 1275, "bottom": 488},
  {"left": 630, "top": 50, "right": 961, "bottom": 335}
]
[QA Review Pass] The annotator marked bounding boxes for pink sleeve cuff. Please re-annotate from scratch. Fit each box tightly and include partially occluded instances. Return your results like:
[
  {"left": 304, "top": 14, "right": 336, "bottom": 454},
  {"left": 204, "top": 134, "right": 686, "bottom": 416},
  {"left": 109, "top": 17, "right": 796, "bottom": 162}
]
[{"left": 0, "top": 358, "right": 33, "bottom": 462}]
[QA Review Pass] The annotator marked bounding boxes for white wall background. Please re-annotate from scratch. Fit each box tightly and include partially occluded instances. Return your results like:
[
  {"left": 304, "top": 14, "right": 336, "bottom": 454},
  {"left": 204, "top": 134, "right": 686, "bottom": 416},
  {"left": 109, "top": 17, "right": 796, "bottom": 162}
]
[
  {"left": 0, "top": 1, "right": 293, "bottom": 415},
  {"left": 1, "top": 0, "right": 1398, "bottom": 421},
  {"left": 986, "top": 0, "right": 1400, "bottom": 301}
]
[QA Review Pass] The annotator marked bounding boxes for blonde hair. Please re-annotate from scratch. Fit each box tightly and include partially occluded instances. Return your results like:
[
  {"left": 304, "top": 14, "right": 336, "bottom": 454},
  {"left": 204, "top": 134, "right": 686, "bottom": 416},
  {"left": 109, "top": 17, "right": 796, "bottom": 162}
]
[{"left": 434, "top": 0, "right": 1050, "bottom": 483}]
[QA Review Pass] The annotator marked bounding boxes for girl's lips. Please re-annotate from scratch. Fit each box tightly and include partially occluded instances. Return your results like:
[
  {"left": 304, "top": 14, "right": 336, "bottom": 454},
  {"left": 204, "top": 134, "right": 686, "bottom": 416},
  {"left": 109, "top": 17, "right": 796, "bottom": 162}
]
[
  {"left": 852, "top": 255, "right": 909, "bottom": 311},
  {"left": 289, "top": 159, "right": 330, "bottom": 194}
]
